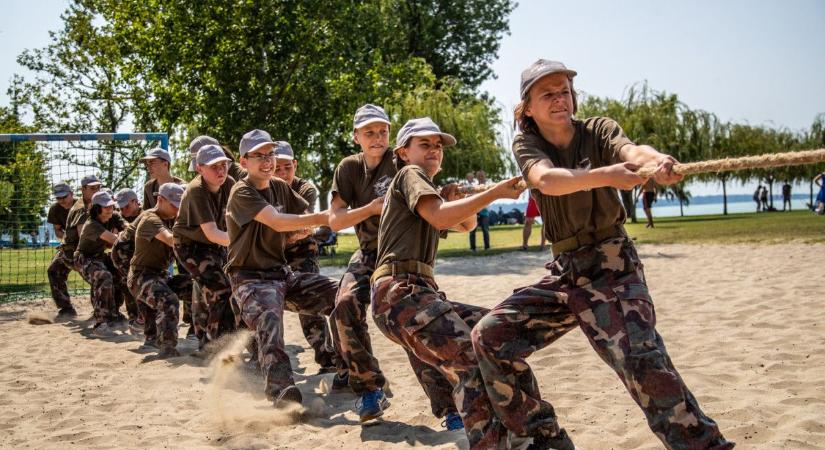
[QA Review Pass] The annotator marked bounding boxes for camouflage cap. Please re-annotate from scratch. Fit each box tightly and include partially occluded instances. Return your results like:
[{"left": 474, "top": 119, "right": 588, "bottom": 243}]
[{"left": 53, "top": 182, "right": 72, "bottom": 198}]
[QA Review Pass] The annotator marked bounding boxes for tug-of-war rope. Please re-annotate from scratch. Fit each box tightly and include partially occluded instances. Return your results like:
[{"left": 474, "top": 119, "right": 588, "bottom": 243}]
[{"left": 459, "top": 148, "right": 825, "bottom": 193}]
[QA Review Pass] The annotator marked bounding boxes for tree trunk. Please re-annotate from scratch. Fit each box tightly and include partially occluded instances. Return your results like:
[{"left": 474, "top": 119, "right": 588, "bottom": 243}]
[
  {"left": 721, "top": 175, "right": 728, "bottom": 215},
  {"left": 767, "top": 177, "right": 775, "bottom": 209},
  {"left": 679, "top": 197, "right": 684, "bottom": 216},
  {"left": 811, "top": 179, "right": 815, "bottom": 207}
]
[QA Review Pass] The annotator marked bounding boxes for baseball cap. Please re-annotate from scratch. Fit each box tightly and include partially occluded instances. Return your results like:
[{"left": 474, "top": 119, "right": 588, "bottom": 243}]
[
  {"left": 239, "top": 129, "right": 275, "bottom": 156},
  {"left": 140, "top": 147, "right": 172, "bottom": 163},
  {"left": 81, "top": 174, "right": 102, "bottom": 187},
  {"left": 353, "top": 104, "right": 391, "bottom": 129},
  {"left": 53, "top": 182, "right": 72, "bottom": 198},
  {"left": 188, "top": 135, "right": 221, "bottom": 171},
  {"left": 274, "top": 141, "right": 294, "bottom": 160},
  {"left": 157, "top": 182, "right": 184, "bottom": 209},
  {"left": 196, "top": 144, "right": 232, "bottom": 167},
  {"left": 114, "top": 188, "right": 138, "bottom": 209},
  {"left": 393, "top": 117, "right": 457, "bottom": 151},
  {"left": 91, "top": 191, "right": 117, "bottom": 207},
  {"left": 519, "top": 59, "right": 577, "bottom": 100}
]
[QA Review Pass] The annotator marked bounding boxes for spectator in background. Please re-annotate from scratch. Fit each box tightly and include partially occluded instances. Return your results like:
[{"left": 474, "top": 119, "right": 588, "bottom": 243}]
[
  {"left": 814, "top": 172, "right": 825, "bottom": 214},
  {"left": 464, "top": 171, "right": 476, "bottom": 187},
  {"left": 753, "top": 185, "right": 762, "bottom": 212},
  {"left": 782, "top": 181, "right": 792, "bottom": 211},
  {"left": 760, "top": 184, "right": 769, "bottom": 211},
  {"left": 470, "top": 170, "right": 491, "bottom": 252},
  {"left": 641, "top": 178, "right": 657, "bottom": 228},
  {"left": 521, "top": 195, "right": 545, "bottom": 251}
]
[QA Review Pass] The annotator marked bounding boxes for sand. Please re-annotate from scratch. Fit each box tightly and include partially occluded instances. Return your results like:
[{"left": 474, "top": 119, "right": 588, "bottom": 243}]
[{"left": 1, "top": 242, "right": 823, "bottom": 449}]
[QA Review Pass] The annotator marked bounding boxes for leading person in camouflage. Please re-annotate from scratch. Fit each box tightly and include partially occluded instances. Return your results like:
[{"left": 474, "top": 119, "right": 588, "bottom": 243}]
[
  {"left": 470, "top": 60, "right": 734, "bottom": 450},
  {"left": 275, "top": 141, "right": 339, "bottom": 373},
  {"left": 370, "top": 117, "right": 525, "bottom": 447},
  {"left": 128, "top": 183, "right": 188, "bottom": 358},
  {"left": 173, "top": 144, "right": 237, "bottom": 350},
  {"left": 225, "top": 129, "right": 338, "bottom": 407}
]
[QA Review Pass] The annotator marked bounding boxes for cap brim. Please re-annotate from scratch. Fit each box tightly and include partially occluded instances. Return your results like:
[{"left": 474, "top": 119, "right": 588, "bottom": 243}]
[
  {"left": 354, "top": 118, "right": 391, "bottom": 129},
  {"left": 97, "top": 200, "right": 117, "bottom": 207},
  {"left": 116, "top": 201, "right": 129, "bottom": 209},
  {"left": 84, "top": 181, "right": 102, "bottom": 187},
  {"left": 199, "top": 156, "right": 232, "bottom": 166},
  {"left": 55, "top": 192, "right": 70, "bottom": 198},
  {"left": 243, "top": 141, "right": 275, "bottom": 156},
  {"left": 274, "top": 154, "right": 294, "bottom": 160},
  {"left": 521, "top": 69, "right": 577, "bottom": 99}
]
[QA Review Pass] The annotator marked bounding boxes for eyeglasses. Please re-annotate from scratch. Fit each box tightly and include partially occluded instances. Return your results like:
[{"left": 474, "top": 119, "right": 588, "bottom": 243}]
[{"left": 245, "top": 152, "right": 276, "bottom": 161}]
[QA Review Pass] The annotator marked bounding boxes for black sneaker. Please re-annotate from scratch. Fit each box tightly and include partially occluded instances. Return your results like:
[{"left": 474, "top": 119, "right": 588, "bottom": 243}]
[
  {"left": 141, "top": 338, "right": 159, "bottom": 350},
  {"left": 527, "top": 430, "right": 576, "bottom": 450},
  {"left": 274, "top": 385, "right": 303, "bottom": 408},
  {"left": 331, "top": 372, "right": 350, "bottom": 391},
  {"left": 56, "top": 308, "right": 77, "bottom": 318}
]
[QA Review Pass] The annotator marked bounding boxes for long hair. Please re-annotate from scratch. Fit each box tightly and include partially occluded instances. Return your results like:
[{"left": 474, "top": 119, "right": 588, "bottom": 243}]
[
  {"left": 89, "top": 204, "right": 104, "bottom": 222},
  {"left": 514, "top": 77, "right": 578, "bottom": 134}
]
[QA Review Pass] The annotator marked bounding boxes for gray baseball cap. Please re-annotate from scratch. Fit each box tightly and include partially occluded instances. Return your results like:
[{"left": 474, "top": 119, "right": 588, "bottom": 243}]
[
  {"left": 188, "top": 135, "right": 220, "bottom": 171},
  {"left": 81, "top": 174, "right": 102, "bottom": 187},
  {"left": 353, "top": 104, "right": 391, "bottom": 129},
  {"left": 274, "top": 141, "right": 294, "bottom": 160},
  {"left": 53, "top": 182, "right": 72, "bottom": 198},
  {"left": 157, "top": 182, "right": 184, "bottom": 209},
  {"left": 196, "top": 144, "right": 232, "bottom": 167},
  {"left": 114, "top": 188, "right": 138, "bottom": 209},
  {"left": 91, "top": 191, "right": 117, "bottom": 208},
  {"left": 393, "top": 117, "right": 457, "bottom": 151},
  {"left": 239, "top": 129, "right": 275, "bottom": 156},
  {"left": 520, "top": 59, "right": 577, "bottom": 100},
  {"left": 140, "top": 147, "right": 172, "bottom": 163}
]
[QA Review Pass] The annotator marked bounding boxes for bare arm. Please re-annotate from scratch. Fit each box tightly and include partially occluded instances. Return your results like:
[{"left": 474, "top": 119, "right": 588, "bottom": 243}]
[
  {"left": 328, "top": 194, "right": 383, "bottom": 232},
  {"left": 199, "top": 222, "right": 230, "bottom": 247},
  {"left": 619, "top": 144, "right": 683, "bottom": 185},
  {"left": 53, "top": 225, "right": 64, "bottom": 240},
  {"left": 154, "top": 229, "right": 175, "bottom": 247},
  {"left": 416, "top": 178, "right": 524, "bottom": 231},
  {"left": 254, "top": 205, "right": 329, "bottom": 232},
  {"left": 527, "top": 159, "right": 644, "bottom": 195}
]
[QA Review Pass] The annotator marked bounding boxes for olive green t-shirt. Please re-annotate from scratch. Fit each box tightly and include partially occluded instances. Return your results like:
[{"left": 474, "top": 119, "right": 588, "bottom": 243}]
[
  {"left": 331, "top": 149, "right": 396, "bottom": 251},
  {"left": 225, "top": 177, "right": 309, "bottom": 272},
  {"left": 123, "top": 208, "right": 142, "bottom": 224},
  {"left": 47, "top": 202, "right": 70, "bottom": 229},
  {"left": 143, "top": 176, "right": 185, "bottom": 209},
  {"left": 132, "top": 210, "right": 174, "bottom": 270},
  {"left": 62, "top": 199, "right": 89, "bottom": 252},
  {"left": 513, "top": 117, "right": 633, "bottom": 244},
  {"left": 173, "top": 175, "right": 235, "bottom": 245},
  {"left": 117, "top": 209, "right": 149, "bottom": 245},
  {"left": 76, "top": 218, "right": 109, "bottom": 257},
  {"left": 376, "top": 165, "right": 444, "bottom": 268},
  {"left": 285, "top": 177, "right": 317, "bottom": 258}
]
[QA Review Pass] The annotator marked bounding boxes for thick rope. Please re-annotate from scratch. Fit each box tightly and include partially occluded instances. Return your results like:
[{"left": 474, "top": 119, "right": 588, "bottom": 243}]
[
  {"left": 637, "top": 148, "right": 825, "bottom": 178},
  {"left": 458, "top": 148, "right": 825, "bottom": 194}
]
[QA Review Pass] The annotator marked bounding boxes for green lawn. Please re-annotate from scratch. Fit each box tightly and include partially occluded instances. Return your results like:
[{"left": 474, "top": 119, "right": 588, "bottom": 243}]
[{"left": 2, "top": 210, "right": 822, "bottom": 301}]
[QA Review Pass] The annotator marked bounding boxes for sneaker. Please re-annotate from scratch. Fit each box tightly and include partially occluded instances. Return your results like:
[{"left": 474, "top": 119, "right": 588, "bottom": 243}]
[
  {"left": 526, "top": 430, "right": 576, "bottom": 450},
  {"left": 92, "top": 323, "right": 114, "bottom": 337},
  {"left": 56, "top": 308, "right": 77, "bottom": 318},
  {"left": 158, "top": 347, "right": 181, "bottom": 359},
  {"left": 141, "top": 338, "right": 159, "bottom": 350},
  {"left": 331, "top": 372, "right": 350, "bottom": 391},
  {"left": 356, "top": 389, "right": 390, "bottom": 422},
  {"left": 185, "top": 324, "right": 196, "bottom": 339},
  {"left": 441, "top": 411, "right": 464, "bottom": 431},
  {"left": 274, "top": 385, "right": 303, "bottom": 408}
]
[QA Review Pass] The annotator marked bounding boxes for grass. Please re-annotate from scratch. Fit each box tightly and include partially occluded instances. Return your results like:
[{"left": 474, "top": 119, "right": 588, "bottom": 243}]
[{"left": 2, "top": 210, "right": 822, "bottom": 301}]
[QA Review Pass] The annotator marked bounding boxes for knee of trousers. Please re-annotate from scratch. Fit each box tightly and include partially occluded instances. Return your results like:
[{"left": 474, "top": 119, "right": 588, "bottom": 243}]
[{"left": 470, "top": 314, "right": 502, "bottom": 355}]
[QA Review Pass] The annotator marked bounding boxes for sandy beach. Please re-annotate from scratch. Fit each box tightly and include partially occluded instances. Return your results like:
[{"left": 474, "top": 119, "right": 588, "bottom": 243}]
[{"left": 1, "top": 242, "right": 823, "bottom": 449}]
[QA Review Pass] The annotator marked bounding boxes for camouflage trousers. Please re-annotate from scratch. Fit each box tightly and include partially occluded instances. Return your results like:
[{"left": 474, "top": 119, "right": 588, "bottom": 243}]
[
  {"left": 229, "top": 267, "right": 338, "bottom": 398},
  {"left": 77, "top": 253, "right": 125, "bottom": 325},
  {"left": 471, "top": 238, "right": 734, "bottom": 450},
  {"left": 110, "top": 240, "right": 140, "bottom": 321},
  {"left": 371, "top": 274, "right": 500, "bottom": 448},
  {"left": 175, "top": 242, "right": 236, "bottom": 347},
  {"left": 289, "top": 251, "right": 338, "bottom": 370},
  {"left": 47, "top": 248, "right": 79, "bottom": 311},
  {"left": 128, "top": 268, "right": 186, "bottom": 350},
  {"left": 331, "top": 250, "right": 457, "bottom": 417}
]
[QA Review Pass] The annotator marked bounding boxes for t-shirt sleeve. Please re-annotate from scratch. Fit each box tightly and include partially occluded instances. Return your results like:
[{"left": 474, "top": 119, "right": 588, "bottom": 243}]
[
  {"left": 330, "top": 160, "right": 353, "bottom": 205},
  {"left": 279, "top": 181, "right": 310, "bottom": 215},
  {"left": 185, "top": 186, "right": 218, "bottom": 226},
  {"left": 137, "top": 214, "right": 166, "bottom": 241},
  {"left": 512, "top": 133, "right": 552, "bottom": 178},
  {"left": 227, "top": 184, "right": 270, "bottom": 227},
  {"left": 82, "top": 219, "right": 106, "bottom": 241},
  {"left": 399, "top": 166, "right": 441, "bottom": 214},
  {"left": 299, "top": 183, "right": 318, "bottom": 213},
  {"left": 592, "top": 117, "right": 634, "bottom": 164}
]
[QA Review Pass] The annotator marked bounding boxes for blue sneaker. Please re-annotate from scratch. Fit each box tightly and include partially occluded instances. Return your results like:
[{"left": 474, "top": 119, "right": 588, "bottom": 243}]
[
  {"left": 356, "top": 388, "right": 390, "bottom": 422},
  {"left": 441, "top": 411, "right": 464, "bottom": 431}
]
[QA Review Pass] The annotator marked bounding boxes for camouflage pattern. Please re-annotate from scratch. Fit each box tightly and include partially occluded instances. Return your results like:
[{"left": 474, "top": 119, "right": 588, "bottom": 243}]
[
  {"left": 471, "top": 238, "right": 734, "bottom": 450},
  {"left": 110, "top": 239, "right": 140, "bottom": 321},
  {"left": 175, "top": 242, "right": 236, "bottom": 347},
  {"left": 229, "top": 267, "right": 338, "bottom": 399},
  {"left": 287, "top": 236, "right": 337, "bottom": 370},
  {"left": 371, "top": 273, "right": 504, "bottom": 449},
  {"left": 77, "top": 254, "right": 123, "bottom": 325},
  {"left": 47, "top": 248, "right": 78, "bottom": 310},
  {"left": 128, "top": 268, "right": 187, "bottom": 351},
  {"left": 331, "top": 249, "right": 457, "bottom": 417}
]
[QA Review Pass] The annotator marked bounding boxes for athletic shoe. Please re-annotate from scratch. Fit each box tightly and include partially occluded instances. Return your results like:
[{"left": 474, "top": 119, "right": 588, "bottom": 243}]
[
  {"left": 92, "top": 323, "right": 115, "bottom": 337},
  {"left": 331, "top": 372, "right": 350, "bottom": 391},
  {"left": 356, "top": 388, "right": 390, "bottom": 422},
  {"left": 274, "top": 385, "right": 303, "bottom": 408},
  {"left": 56, "top": 307, "right": 77, "bottom": 318},
  {"left": 158, "top": 347, "right": 181, "bottom": 359},
  {"left": 526, "top": 430, "right": 576, "bottom": 450},
  {"left": 441, "top": 411, "right": 464, "bottom": 431}
]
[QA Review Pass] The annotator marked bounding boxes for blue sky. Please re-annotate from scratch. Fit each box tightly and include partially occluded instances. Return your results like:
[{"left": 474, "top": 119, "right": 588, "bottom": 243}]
[{"left": 2, "top": 0, "right": 824, "bottom": 196}]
